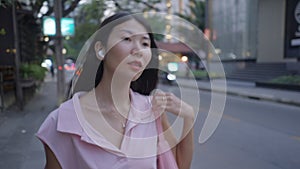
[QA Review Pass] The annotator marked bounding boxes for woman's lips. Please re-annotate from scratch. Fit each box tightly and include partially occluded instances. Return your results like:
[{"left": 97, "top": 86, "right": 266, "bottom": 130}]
[{"left": 128, "top": 61, "right": 142, "bottom": 71}]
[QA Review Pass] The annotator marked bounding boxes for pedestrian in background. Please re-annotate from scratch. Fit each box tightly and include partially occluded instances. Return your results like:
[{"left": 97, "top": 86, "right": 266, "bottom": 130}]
[
  {"left": 36, "top": 12, "right": 195, "bottom": 169},
  {"left": 50, "top": 64, "right": 54, "bottom": 78}
]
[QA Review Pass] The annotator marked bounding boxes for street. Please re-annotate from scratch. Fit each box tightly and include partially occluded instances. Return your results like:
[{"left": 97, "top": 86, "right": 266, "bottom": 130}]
[{"left": 159, "top": 84, "right": 300, "bottom": 169}]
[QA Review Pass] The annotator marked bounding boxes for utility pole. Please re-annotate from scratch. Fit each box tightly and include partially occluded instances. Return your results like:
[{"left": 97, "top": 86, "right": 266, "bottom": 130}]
[
  {"left": 205, "top": 0, "right": 213, "bottom": 75},
  {"left": 12, "top": 1, "right": 23, "bottom": 110},
  {"left": 54, "top": 0, "right": 65, "bottom": 105}
]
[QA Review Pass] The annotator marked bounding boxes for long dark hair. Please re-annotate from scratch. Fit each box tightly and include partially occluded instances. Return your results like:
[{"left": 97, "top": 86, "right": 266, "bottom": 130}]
[{"left": 80, "top": 12, "right": 158, "bottom": 96}]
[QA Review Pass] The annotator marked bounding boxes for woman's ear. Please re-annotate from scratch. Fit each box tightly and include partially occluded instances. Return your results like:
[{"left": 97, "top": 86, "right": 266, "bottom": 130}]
[{"left": 94, "top": 41, "right": 106, "bottom": 60}]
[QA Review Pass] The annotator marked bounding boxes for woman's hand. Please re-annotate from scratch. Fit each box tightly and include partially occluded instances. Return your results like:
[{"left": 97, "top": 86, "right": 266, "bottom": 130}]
[
  {"left": 151, "top": 90, "right": 195, "bottom": 120},
  {"left": 151, "top": 89, "right": 195, "bottom": 169}
]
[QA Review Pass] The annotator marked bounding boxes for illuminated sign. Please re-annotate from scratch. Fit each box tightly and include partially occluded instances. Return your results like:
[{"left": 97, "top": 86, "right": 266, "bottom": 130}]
[
  {"left": 285, "top": 0, "right": 300, "bottom": 58},
  {"left": 42, "top": 17, "right": 75, "bottom": 36}
]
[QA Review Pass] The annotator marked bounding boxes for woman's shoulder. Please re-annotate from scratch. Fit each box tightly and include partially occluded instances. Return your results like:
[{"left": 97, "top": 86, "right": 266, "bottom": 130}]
[
  {"left": 58, "top": 98, "right": 76, "bottom": 114},
  {"left": 56, "top": 96, "right": 84, "bottom": 134},
  {"left": 37, "top": 97, "right": 82, "bottom": 136},
  {"left": 130, "top": 90, "right": 152, "bottom": 108}
]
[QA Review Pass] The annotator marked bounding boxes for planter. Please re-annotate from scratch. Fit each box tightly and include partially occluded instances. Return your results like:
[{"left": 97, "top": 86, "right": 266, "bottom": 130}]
[
  {"left": 20, "top": 79, "right": 41, "bottom": 103},
  {"left": 255, "top": 81, "right": 300, "bottom": 91},
  {"left": 21, "top": 79, "right": 36, "bottom": 88}
]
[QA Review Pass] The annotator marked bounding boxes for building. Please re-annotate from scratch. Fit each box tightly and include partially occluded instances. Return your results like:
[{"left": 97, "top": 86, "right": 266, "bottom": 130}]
[{"left": 207, "top": 0, "right": 300, "bottom": 81}]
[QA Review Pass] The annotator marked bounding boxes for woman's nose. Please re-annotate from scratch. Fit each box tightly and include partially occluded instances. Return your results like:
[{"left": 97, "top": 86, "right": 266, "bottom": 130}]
[{"left": 131, "top": 42, "right": 143, "bottom": 57}]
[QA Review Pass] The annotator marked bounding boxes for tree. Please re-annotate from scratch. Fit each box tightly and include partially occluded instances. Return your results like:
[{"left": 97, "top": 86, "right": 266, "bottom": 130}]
[
  {"left": 144, "top": 14, "right": 166, "bottom": 41},
  {"left": 176, "top": 0, "right": 205, "bottom": 31},
  {"left": 65, "top": 0, "right": 165, "bottom": 59},
  {"left": 113, "top": 0, "right": 166, "bottom": 41},
  {"left": 0, "top": 0, "right": 12, "bottom": 7},
  {"left": 0, "top": 0, "right": 81, "bottom": 63},
  {"left": 112, "top": 0, "right": 162, "bottom": 12},
  {"left": 64, "top": 0, "right": 105, "bottom": 58}
]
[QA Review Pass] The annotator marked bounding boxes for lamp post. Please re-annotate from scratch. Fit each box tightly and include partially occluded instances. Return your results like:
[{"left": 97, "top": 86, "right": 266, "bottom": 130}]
[
  {"left": 54, "top": 0, "right": 65, "bottom": 105},
  {"left": 205, "top": 0, "right": 213, "bottom": 75},
  {"left": 12, "top": 1, "right": 23, "bottom": 110}
]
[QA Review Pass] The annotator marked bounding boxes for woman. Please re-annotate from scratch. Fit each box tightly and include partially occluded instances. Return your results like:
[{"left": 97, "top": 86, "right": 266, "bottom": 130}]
[{"left": 37, "top": 12, "right": 195, "bottom": 169}]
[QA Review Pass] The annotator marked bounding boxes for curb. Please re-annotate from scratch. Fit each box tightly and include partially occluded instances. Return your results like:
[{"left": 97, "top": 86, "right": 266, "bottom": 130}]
[
  {"left": 227, "top": 90, "right": 300, "bottom": 107},
  {"left": 179, "top": 83, "right": 300, "bottom": 107}
]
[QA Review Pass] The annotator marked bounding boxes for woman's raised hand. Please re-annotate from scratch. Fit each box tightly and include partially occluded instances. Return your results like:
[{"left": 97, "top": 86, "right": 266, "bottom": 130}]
[{"left": 151, "top": 90, "right": 194, "bottom": 120}]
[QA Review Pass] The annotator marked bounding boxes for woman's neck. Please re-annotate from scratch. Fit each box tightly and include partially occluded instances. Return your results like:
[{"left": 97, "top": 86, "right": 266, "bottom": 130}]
[{"left": 94, "top": 71, "right": 131, "bottom": 113}]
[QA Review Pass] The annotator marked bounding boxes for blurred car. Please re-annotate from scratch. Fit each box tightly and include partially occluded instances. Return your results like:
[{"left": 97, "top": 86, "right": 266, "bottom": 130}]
[{"left": 159, "top": 62, "right": 178, "bottom": 85}]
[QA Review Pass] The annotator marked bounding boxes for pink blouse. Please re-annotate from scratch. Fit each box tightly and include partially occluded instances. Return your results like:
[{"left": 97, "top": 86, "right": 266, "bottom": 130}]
[{"left": 36, "top": 90, "right": 158, "bottom": 169}]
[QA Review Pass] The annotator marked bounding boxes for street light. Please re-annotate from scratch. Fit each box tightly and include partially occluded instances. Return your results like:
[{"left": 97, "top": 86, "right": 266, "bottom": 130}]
[
  {"left": 62, "top": 48, "right": 67, "bottom": 55},
  {"left": 165, "top": 34, "right": 172, "bottom": 40},
  {"left": 181, "top": 56, "right": 188, "bottom": 62},
  {"left": 44, "top": 36, "right": 49, "bottom": 42},
  {"left": 166, "top": 2, "right": 172, "bottom": 8}
]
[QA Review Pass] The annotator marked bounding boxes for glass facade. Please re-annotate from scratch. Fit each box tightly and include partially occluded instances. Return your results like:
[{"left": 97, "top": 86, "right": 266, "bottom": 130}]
[{"left": 211, "top": 0, "right": 258, "bottom": 60}]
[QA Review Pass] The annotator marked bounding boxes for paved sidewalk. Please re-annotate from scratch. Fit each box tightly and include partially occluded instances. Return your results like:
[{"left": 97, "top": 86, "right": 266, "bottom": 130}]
[
  {"left": 0, "top": 73, "right": 57, "bottom": 169},
  {"left": 177, "top": 78, "right": 300, "bottom": 107}
]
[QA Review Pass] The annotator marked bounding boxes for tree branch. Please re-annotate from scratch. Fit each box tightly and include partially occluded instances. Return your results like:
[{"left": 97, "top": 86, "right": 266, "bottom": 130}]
[
  {"left": 133, "top": 0, "right": 160, "bottom": 11},
  {"left": 62, "top": 0, "right": 80, "bottom": 17},
  {"left": 112, "top": 0, "right": 124, "bottom": 11}
]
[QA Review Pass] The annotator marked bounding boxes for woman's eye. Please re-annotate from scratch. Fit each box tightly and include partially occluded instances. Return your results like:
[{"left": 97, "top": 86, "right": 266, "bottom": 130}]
[
  {"left": 123, "top": 37, "right": 131, "bottom": 41},
  {"left": 143, "top": 42, "right": 150, "bottom": 47}
]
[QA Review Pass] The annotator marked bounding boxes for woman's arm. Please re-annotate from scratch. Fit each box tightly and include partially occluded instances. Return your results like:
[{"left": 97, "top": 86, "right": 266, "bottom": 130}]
[
  {"left": 43, "top": 144, "right": 62, "bottom": 169},
  {"left": 153, "top": 91, "right": 195, "bottom": 169},
  {"left": 174, "top": 116, "right": 194, "bottom": 169}
]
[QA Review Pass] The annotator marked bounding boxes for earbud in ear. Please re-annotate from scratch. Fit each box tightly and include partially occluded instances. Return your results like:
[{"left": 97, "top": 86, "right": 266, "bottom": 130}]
[{"left": 97, "top": 50, "right": 105, "bottom": 60}]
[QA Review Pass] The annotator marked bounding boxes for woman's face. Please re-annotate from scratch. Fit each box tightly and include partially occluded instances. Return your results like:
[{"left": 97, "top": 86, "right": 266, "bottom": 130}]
[{"left": 97, "top": 19, "right": 152, "bottom": 81}]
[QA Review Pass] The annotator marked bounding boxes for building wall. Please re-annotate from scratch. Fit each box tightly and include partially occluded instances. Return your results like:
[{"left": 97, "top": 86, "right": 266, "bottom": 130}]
[
  {"left": 209, "top": 0, "right": 299, "bottom": 64},
  {"left": 210, "top": 0, "right": 258, "bottom": 61},
  {"left": 0, "top": 6, "right": 15, "bottom": 66},
  {"left": 257, "top": 0, "right": 286, "bottom": 63}
]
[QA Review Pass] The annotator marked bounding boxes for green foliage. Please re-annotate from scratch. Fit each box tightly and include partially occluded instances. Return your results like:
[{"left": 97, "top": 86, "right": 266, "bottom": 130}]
[
  {"left": 176, "top": 0, "right": 205, "bottom": 31},
  {"left": 65, "top": 23, "right": 98, "bottom": 57},
  {"left": 0, "top": 28, "right": 6, "bottom": 35},
  {"left": 65, "top": 0, "right": 163, "bottom": 58},
  {"left": 0, "top": 0, "right": 12, "bottom": 7},
  {"left": 2, "top": 0, "right": 81, "bottom": 63},
  {"left": 76, "top": 0, "right": 105, "bottom": 24},
  {"left": 145, "top": 15, "right": 166, "bottom": 41},
  {"left": 114, "top": 0, "right": 162, "bottom": 12},
  {"left": 176, "top": 69, "right": 208, "bottom": 79},
  {"left": 192, "top": 70, "right": 208, "bottom": 78},
  {"left": 20, "top": 63, "right": 47, "bottom": 81},
  {"left": 270, "top": 75, "right": 300, "bottom": 85},
  {"left": 65, "top": 0, "right": 105, "bottom": 58}
]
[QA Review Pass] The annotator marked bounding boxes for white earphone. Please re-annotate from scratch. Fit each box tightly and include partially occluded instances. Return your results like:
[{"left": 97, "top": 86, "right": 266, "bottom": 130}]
[{"left": 97, "top": 50, "right": 105, "bottom": 60}]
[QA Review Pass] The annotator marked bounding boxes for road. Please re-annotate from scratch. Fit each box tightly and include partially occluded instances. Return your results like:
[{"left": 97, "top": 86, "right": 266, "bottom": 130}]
[{"left": 158, "top": 83, "right": 300, "bottom": 169}]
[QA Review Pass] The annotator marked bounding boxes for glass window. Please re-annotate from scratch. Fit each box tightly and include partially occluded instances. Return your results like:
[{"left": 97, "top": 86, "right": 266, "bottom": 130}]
[{"left": 211, "top": 0, "right": 258, "bottom": 60}]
